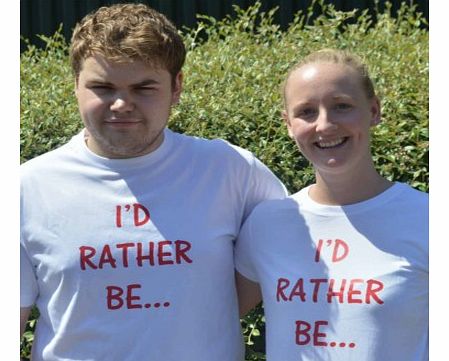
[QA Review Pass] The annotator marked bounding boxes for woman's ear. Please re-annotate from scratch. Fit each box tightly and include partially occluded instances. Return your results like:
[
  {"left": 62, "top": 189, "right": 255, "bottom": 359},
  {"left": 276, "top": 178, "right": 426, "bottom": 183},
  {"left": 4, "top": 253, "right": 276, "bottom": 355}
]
[
  {"left": 282, "top": 110, "right": 294, "bottom": 138},
  {"left": 370, "top": 96, "right": 382, "bottom": 126}
]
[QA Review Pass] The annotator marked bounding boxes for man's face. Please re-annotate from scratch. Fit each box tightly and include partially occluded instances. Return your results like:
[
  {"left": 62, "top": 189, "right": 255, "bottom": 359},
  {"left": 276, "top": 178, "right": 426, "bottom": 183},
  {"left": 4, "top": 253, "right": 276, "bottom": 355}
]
[{"left": 75, "top": 55, "right": 182, "bottom": 159}]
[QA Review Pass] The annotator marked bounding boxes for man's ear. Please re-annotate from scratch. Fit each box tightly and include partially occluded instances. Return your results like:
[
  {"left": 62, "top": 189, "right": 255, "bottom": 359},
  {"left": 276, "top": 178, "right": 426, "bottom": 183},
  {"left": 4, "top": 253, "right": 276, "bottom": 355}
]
[
  {"left": 171, "top": 71, "right": 183, "bottom": 105},
  {"left": 369, "top": 96, "right": 381, "bottom": 126},
  {"left": 74, "top": 76, "right": 79, "bottom": 96}
]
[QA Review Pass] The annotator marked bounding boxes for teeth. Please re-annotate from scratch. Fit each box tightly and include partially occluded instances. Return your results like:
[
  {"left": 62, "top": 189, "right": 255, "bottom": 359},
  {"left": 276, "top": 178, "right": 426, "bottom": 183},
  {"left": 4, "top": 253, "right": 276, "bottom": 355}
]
[{"left": 316, "top": 138, "right": 346, "bottom": 149}]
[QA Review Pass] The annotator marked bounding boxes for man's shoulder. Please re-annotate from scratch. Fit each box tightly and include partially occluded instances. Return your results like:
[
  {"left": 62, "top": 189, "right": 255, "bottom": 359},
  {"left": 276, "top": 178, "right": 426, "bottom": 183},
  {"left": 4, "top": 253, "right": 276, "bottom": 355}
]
[
  {"left": 173, "top": 131, "right": 256, "bottom": 164},
  {"left": 247, "top": 196, "right": 298, "bottom": 221},
  {"left": 21, "top": 133, "right": 81, "bottom": 176}
]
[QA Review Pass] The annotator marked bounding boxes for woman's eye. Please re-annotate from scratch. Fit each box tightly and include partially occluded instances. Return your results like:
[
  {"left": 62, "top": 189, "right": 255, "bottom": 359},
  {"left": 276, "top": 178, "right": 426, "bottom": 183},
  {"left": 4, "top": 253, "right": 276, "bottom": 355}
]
[{"left": 297, "top": 108, "right": 316, "bottom": 118}]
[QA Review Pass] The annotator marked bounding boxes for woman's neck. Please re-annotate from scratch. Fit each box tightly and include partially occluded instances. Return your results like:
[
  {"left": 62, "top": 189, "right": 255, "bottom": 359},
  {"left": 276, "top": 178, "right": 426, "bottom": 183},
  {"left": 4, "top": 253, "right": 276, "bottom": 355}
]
[{"left": 309, "top": 165, "right": 393, "bottom": 206}]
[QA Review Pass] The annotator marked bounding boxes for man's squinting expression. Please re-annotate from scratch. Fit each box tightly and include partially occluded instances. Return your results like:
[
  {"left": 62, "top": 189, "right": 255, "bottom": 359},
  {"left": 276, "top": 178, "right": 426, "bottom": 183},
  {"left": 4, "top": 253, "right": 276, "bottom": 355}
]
[
  {"left": 283, "top": 62, "right": 380, "bottom": 176},
  {"left": 75, "top": 55, "right": 182, "bottom": 159}
]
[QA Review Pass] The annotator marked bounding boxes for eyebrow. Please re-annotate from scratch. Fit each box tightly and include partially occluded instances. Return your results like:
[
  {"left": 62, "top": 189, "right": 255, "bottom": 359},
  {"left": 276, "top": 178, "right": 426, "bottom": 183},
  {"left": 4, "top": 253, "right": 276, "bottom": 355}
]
[
  {"left": 289, "top": 94, "right": 354, "bottom": 111},
  {"left": 85, "top": 79, "right": 113, "bottom": 85},
  {"left": 132, "top": 79, "right": 160, "bottom": 87},
  {"left": 331, "top": 94, "right": 353, "bottom": 100},
  {"left": 291, "top": 101, "right": 312, "bottom": 112},
  {"left": 85, "top": 78, "right": 161, "bottom": 87}
]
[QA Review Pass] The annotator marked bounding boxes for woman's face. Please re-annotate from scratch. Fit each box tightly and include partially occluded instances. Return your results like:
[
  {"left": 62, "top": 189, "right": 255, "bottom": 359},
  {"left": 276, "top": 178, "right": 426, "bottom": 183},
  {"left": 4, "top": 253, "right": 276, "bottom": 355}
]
[{"left": 283, "top": 62, "right": 380, "bottom": 176}]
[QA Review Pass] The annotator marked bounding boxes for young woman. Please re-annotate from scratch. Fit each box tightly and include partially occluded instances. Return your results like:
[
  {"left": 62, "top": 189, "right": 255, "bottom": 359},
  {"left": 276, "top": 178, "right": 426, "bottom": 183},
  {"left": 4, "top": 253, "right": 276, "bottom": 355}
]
[{"left": 235, "top": 49, "right": 428, "bottom": 361}]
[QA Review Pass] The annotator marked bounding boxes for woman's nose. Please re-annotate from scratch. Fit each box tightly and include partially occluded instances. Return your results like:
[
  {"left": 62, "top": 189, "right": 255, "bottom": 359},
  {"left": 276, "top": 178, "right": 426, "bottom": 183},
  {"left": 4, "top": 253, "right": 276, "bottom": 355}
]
[{"left": 315, "top": 110, "right": 337, "bottom": 133}]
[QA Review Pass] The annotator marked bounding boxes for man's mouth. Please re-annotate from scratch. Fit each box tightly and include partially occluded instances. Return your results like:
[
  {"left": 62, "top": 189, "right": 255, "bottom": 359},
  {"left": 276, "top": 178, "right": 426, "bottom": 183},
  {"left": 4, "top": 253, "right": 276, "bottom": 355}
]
[
  {"left": 105, "top": 118, "right": 142, "bottom": 126},
  {"left": 107, "top": 117, "right": 141, "bottom": 122}
]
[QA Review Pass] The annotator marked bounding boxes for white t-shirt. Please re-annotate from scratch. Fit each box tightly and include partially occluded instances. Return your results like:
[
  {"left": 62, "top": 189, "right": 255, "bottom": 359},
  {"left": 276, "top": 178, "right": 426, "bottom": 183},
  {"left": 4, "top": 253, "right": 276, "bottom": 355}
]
[
  {"left": 235, "top": 183, "right": 428, "bottom": 361},
  {"left": 21, "top": 128, "right": 287, "bottom": 361}
]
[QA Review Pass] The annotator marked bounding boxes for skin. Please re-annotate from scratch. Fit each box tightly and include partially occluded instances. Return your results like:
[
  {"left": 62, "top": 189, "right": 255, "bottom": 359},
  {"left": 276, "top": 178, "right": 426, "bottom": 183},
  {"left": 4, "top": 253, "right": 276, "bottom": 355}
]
[
  {"left": 75, "top": 55, "right": 183, "bottom": 159},
  {"left": 237, "top": 61, "right": 393, "bottom": 316},
  {"left": 283, "top": 62, "right": 392, "bottom": 205},
  {"left": 20, "top": 307, "right": 31, "bottom": 339},
  {"left": 236, "top": 272, "right": 262, "bottom": 317}
]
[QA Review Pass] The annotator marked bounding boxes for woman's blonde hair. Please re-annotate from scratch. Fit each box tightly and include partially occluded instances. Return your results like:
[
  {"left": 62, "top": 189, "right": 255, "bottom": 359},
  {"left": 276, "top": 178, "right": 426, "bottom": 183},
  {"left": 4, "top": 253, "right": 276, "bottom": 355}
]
[{"left": 283, "top": 48, "right": 376, "bottom": 105}]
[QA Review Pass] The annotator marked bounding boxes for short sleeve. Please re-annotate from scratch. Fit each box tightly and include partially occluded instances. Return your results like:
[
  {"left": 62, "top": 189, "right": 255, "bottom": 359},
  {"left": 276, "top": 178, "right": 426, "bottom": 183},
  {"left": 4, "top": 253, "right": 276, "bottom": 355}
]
[
  {"left": 234, "top": 214, "right": 259, "bottom": 282},
  {"left": 242, "top": 156, "right": 287, "bottom": 222},
  {"left": 20, "top": 242, "right": 38, "bottom": 307}
]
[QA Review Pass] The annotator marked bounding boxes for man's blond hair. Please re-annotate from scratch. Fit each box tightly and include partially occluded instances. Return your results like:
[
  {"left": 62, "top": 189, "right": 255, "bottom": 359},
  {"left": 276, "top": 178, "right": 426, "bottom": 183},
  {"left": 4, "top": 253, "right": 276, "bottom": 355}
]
[{"left": 70, "top": 3, "right": 185, "bottom": 83}]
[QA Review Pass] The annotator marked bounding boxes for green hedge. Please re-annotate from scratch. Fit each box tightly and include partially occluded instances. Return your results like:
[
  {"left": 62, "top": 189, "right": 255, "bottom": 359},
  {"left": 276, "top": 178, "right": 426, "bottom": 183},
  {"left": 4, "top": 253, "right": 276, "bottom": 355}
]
[{"left": 20, "top": 1, "right": 428, "bottom": 359}]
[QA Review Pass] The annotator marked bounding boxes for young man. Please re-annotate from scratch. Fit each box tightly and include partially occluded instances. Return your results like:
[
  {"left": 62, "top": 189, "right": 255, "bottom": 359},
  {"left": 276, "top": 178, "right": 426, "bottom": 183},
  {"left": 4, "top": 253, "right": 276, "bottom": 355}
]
[{"left": 20, "top": 4, "right": 287, "bottom": 360}]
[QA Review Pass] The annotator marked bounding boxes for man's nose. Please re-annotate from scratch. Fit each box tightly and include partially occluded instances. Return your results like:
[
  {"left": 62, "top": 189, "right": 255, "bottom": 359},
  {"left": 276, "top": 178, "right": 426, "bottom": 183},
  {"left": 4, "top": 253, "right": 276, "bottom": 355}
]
[{"left": 110, "top": 92, "right": 134, "bottom": 112}]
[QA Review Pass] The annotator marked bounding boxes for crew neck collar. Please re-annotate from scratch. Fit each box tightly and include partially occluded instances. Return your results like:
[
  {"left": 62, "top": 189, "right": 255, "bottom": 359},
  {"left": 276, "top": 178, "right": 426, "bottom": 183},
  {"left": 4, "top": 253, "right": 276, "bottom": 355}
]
[
  {"left": 74, "top": 128, "right": 174, "bottom": 170},
  {"left": 294, "top": 182, "right": 404, "bottom": 216}
]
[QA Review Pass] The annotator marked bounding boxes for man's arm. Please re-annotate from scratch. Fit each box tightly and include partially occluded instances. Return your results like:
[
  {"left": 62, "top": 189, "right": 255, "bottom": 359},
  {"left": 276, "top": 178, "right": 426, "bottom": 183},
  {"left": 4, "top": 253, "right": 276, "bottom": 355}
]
[
  {"left": 20, "top": 307, "right": 32, "bottom": 339},
  {"left": 235, "top": 271, "right": 262, "bottom": 317}
]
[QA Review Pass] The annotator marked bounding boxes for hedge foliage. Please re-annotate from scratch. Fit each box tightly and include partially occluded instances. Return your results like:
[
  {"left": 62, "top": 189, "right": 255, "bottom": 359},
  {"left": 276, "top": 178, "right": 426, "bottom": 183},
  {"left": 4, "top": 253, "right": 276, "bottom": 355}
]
[{"left": 20, "top": 1, "right": 428, "bottom": 359}]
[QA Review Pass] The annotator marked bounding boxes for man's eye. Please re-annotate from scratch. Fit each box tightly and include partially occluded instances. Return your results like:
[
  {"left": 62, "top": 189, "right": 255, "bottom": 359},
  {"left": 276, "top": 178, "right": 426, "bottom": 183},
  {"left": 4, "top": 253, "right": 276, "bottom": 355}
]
[
  {"left": 136, "top": 87, "right": 156, "bottom": 92},
  {"left": 335, "top": 103, "right": 352, "bottom": 110},
  {"left": 90, "top": 85, "right": 111, "bottom": 90}
]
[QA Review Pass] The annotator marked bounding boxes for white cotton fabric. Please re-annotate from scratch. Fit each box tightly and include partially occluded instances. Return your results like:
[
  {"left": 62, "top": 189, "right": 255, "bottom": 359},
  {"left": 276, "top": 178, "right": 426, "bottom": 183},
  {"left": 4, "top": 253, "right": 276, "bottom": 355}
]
[
  {"left": 235, "top": 183, "right": 428, "bottom": 361},
  {"left": 21, "top": 128, "right": 287, "bottom": 361}
]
